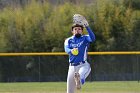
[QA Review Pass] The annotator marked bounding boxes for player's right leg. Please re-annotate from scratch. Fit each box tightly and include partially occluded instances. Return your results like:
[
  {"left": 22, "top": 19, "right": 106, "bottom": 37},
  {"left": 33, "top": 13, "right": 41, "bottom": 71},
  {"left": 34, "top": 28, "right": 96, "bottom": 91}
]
[{"left": 67, "top": 66, "right": 76, "bottom": 93}]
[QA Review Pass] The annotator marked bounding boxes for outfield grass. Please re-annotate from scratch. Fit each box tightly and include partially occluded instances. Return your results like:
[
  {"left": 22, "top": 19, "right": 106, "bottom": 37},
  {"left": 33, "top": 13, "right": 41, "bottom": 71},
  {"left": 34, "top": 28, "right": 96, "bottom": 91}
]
[{"left": 0, "top": 81, "right": 140, "bottom": 93}]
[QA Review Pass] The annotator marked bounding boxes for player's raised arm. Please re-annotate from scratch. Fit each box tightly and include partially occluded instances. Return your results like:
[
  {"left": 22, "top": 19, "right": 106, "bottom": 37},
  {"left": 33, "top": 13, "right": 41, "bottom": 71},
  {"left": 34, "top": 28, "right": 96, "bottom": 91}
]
[
  {"left": 85, "top": 26, "right": 96, "bottom": 42},
  {"left": 73, "top": 14, "right": 95, "bottom": 42}
]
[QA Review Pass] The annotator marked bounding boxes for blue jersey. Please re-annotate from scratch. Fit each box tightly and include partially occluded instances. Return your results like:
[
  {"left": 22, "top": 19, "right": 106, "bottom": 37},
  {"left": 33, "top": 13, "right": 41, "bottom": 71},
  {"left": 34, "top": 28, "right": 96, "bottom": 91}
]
[{"left": 64, "top": 26, "right": 95, "bottom": 63}]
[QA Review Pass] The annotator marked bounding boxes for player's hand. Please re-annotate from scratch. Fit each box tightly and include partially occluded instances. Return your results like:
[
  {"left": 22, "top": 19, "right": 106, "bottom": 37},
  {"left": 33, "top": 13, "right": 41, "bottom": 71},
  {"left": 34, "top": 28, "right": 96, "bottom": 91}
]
[{"left": 71, "top": 48, "right": 79, "bottom": 55}]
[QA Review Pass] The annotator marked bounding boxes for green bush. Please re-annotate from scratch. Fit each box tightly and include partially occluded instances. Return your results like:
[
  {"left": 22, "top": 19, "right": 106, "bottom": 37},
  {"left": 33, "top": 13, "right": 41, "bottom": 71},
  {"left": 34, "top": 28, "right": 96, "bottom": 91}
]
[{"left": 0, "top": 0, "right": 139, "bottom": 52}]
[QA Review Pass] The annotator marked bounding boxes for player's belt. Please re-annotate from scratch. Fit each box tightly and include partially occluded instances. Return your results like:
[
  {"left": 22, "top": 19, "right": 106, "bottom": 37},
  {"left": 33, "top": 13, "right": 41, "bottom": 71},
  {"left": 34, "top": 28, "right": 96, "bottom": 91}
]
[{"left": 70, "top": 61, "right": 85, "bottom": 66}]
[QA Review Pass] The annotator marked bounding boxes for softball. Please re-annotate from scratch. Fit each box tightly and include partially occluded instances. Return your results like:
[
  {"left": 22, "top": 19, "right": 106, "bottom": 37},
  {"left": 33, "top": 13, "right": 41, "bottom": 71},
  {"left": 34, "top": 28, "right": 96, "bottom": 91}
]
[{"left": 71, "top": 48, "right": 79, "bottom": 55}]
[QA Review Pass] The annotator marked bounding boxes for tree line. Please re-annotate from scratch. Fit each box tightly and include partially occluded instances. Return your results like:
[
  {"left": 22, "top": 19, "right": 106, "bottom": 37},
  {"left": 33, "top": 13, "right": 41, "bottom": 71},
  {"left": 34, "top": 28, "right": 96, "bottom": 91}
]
[{"left": 0, "top": 0, "right": 140, "bottom": 53}]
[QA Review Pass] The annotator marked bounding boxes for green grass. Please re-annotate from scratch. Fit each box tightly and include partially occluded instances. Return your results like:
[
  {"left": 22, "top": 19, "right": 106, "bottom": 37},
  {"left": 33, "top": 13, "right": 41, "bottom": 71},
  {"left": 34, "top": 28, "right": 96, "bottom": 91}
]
[{"left": 0, "top": 81, "right": 140, "bottom": 93}]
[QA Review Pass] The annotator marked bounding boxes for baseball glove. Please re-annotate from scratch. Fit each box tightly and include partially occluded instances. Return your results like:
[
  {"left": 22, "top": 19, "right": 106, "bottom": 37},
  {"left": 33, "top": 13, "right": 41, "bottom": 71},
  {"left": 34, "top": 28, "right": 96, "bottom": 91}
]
[{"left": 73, "top": 14, "right": 89, "bottom": 27}]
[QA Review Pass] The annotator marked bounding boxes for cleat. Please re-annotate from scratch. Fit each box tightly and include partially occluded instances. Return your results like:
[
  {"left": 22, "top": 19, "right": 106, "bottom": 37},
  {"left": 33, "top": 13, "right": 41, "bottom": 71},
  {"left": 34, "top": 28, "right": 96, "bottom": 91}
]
[{"left": 74, "top": 72, "right": 81, "bottom": 90}]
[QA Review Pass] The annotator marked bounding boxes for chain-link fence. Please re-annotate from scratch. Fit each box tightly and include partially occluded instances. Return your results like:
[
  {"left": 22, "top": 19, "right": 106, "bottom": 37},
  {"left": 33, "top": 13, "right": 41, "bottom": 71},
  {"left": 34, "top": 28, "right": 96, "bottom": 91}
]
[{"left": 0, "top": 52, "right": 139, "bottom": 82}]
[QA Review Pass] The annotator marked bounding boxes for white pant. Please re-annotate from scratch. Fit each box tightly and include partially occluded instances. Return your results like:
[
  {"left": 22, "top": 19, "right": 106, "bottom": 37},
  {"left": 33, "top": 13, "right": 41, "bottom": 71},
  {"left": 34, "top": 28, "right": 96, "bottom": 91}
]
[{"left": 67, "top": 61, "right": 91, "bottom": 93}]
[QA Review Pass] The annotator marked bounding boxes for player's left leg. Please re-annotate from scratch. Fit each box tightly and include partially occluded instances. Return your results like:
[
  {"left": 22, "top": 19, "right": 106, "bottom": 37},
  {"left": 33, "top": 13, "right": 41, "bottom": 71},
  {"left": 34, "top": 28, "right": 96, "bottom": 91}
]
[{"left": 78, "top": 62, "right": 91, "bottom": 85}]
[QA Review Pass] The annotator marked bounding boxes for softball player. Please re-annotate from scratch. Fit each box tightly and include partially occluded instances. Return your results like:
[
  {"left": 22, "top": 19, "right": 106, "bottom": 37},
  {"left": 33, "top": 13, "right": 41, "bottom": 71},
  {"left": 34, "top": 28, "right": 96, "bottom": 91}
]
[{"left": 64, "top": 14, "right": 95, "bottom": 93}]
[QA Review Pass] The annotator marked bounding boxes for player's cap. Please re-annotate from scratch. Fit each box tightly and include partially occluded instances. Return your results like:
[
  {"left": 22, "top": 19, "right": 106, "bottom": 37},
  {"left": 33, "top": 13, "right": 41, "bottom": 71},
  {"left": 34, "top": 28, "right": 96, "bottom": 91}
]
[{"left": 71, "top": 24, "right": 84, "bottom": 31}]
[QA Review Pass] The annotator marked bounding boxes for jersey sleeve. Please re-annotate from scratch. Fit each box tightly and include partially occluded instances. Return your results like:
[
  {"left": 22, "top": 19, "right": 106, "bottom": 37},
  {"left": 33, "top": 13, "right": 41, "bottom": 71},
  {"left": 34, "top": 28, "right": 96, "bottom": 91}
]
[
  {"left": 64, "top": 38, "right": 71, "bottom": 54},
  {"left": 85, "top": 26, "right": 96, "bottom": 42}
]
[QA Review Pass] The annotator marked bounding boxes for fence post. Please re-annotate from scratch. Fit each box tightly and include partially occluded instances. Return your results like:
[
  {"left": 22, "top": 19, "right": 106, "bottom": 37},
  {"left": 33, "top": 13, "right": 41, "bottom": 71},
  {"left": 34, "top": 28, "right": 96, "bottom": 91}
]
[
  {"left": 38, "top": 56, "right": 41, "bottom": 82},
  {"left": 136, "top": 55, "right": 139, "bottom": 82}
]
